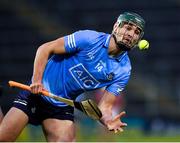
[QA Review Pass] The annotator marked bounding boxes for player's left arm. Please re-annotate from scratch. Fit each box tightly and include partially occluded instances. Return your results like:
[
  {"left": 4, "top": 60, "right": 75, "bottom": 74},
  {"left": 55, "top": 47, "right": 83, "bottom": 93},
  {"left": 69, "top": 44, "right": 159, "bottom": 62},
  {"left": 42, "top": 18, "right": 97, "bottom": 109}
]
[{"left": 98, "top": 90, "right": 127, "bottom": 133}]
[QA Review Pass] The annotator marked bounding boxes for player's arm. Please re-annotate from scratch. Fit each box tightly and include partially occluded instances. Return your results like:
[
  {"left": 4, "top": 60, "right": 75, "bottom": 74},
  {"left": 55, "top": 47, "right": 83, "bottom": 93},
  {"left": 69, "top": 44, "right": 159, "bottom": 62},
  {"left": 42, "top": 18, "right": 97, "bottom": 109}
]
[
  {"left": 98, "top": 90, "right": 127, "bottom": 133},
  {"left": 30, "top": 37, "right": 66, "bottom": 94}
]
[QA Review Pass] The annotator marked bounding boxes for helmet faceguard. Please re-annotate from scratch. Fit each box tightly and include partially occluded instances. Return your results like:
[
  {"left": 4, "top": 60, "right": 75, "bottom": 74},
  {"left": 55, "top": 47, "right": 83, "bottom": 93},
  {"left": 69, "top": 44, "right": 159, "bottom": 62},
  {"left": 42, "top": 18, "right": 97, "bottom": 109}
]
[{"left": 112, "top": 12, "right": 145, "bottom": 51}]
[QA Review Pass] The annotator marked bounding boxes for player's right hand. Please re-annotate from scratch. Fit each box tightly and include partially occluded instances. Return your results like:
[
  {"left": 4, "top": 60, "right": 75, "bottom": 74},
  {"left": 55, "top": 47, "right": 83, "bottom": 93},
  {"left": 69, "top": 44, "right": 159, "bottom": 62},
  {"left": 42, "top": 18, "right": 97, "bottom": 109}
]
[{"left": 30, "top": 82, "right": 44, "bottom": 94}]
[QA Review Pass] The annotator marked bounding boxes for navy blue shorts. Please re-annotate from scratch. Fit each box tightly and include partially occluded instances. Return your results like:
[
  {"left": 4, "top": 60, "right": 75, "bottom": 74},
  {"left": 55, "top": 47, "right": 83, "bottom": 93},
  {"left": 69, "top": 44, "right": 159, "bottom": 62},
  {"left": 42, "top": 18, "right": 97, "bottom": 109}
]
[{"left": 13, "top": 90, "right": 74, "bottom": 126}]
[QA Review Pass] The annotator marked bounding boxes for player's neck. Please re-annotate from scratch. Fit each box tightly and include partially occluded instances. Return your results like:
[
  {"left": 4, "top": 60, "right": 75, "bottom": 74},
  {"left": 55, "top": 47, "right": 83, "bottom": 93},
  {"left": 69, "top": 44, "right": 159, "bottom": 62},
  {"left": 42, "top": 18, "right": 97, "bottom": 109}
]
[{"left": 108, "top": 36, "right": 122, "bottom": 57}]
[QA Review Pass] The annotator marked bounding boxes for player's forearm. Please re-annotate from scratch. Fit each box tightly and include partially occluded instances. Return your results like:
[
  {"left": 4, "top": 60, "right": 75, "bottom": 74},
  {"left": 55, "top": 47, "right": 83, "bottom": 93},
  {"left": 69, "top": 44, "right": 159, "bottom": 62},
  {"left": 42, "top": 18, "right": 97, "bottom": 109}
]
[
  {"left": 32, "top": 45, "right": 50, "bottom": 83},
  {"left": 98, "top": 91, "right": 115, "bottom": 126}
]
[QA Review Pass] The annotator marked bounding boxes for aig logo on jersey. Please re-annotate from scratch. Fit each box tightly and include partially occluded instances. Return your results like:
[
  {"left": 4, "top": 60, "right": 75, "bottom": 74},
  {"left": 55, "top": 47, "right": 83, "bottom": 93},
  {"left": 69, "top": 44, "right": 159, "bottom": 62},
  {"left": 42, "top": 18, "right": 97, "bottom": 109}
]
[{"left": 69, "top": 63, "right": 100, "bottom": 90}]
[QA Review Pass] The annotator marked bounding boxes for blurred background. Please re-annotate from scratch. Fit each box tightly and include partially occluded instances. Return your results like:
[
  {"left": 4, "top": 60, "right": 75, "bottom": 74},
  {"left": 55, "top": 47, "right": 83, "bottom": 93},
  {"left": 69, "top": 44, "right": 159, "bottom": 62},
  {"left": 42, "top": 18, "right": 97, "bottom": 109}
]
[{"left": 0, "top": 0, "right": 180, "bottom": 141}]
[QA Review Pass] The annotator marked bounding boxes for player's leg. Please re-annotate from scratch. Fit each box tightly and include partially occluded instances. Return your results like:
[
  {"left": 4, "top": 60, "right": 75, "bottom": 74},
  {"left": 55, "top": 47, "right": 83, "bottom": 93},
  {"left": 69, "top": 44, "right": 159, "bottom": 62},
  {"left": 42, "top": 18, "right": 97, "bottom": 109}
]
[
  {"left": 0, "top": 89, "right": 41, "bottom": 141},
  {"left": 0, "top": 107, "right": 4, "bottom": 123},
  {"left": 37, "top": 98, "right": 76, "bottom": 142},
  {"left": 0, "top": 87, "right": 29, "bottom": 141},
  {"left": 0, "top": 86, "right": 4, "bottom": 123},
  {"left": 0, "top": 107, "right": 28, "bottom": 141},
  {"left": 42, "top": 119, "right": 75, "bottom": 142}
]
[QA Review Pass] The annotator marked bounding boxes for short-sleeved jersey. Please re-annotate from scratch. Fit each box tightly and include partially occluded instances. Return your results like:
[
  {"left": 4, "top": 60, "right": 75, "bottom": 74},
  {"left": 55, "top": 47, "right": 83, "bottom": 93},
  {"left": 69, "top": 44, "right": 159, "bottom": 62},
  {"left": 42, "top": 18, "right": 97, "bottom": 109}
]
[{"left": 41, "top": 30, "right": 131, "bottom": 106}]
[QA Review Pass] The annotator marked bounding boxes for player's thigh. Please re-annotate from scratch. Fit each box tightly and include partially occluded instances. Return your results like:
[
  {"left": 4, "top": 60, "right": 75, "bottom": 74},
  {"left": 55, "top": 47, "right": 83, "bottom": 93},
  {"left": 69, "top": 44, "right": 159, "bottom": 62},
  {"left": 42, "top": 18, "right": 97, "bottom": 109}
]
[
  {"left": 42, "top": 119, "right": 75, "bottom": 142},
  {"left": 0, "top": 107, "right": 28, "bottom": 141}
]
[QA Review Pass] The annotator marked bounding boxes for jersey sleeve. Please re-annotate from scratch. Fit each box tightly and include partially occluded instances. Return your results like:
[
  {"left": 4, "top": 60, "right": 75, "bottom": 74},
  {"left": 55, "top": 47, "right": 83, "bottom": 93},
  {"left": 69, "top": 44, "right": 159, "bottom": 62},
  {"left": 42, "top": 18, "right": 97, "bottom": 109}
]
[
  {"left": 64, "top": 30, "right": 95, "bottom": 53},
  {"left": 105, "top": 73, "right": 130, "bottom": 96}
]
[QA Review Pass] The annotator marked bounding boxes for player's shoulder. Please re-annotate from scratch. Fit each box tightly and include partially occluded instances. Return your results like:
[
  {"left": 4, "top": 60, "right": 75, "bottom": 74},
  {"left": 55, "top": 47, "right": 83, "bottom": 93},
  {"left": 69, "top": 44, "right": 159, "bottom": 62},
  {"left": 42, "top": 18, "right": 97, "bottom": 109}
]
[
  {"left": 65, "top": 30, "right": 109, "bottom": 49},
  {"left": 76, "top": 29, "right": 106, "bottom": 35},
  {"left": 75, "top": 30, "right": 107, "bottom": 41}
]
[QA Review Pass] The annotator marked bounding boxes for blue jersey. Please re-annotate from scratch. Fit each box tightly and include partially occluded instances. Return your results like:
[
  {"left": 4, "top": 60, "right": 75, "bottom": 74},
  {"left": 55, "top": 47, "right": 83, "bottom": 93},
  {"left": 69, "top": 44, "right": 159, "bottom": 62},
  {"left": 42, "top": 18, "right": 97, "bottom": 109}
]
[{"left": 41, "top": 30, "right": 131, "bottom": 106}]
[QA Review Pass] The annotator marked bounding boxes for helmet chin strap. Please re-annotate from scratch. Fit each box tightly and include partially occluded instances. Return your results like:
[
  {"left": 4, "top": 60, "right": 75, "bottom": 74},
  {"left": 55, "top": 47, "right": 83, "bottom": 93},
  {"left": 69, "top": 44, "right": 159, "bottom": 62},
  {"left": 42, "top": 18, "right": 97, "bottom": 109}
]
[{"left": 112, "top": 34, "right": 131, "bottom": 51}]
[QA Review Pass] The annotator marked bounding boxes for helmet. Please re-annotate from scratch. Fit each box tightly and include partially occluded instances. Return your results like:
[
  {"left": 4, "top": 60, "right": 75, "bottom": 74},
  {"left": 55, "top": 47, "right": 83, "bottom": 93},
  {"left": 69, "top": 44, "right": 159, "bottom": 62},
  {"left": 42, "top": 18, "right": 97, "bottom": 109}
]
[
  {"left": 117, "top": 12, "right": 145, "bottom": 37},
  {"left": 112, "top": 12, "right": 145, "bottom": 51}
]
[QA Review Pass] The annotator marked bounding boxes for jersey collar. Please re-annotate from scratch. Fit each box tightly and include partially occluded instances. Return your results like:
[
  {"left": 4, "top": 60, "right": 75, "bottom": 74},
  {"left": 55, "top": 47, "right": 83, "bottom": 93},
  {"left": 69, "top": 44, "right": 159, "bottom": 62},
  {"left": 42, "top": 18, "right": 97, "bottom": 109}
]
[
  {"left": 115, "top": 51, "right": 128, "bottom": 62},
  {"left": 104, "top": 34, "right": 111, "bottom": 48},
  {"left": 109, "top": 51, "right": 128, "bottom": 62}
]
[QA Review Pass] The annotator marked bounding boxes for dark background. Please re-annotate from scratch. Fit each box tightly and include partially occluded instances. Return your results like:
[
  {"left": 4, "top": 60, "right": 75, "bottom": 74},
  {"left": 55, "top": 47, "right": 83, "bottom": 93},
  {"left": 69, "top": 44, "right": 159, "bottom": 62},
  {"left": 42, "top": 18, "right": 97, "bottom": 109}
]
[{"left": 0, "top": 0, "right": 180, "bottom": 140}]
